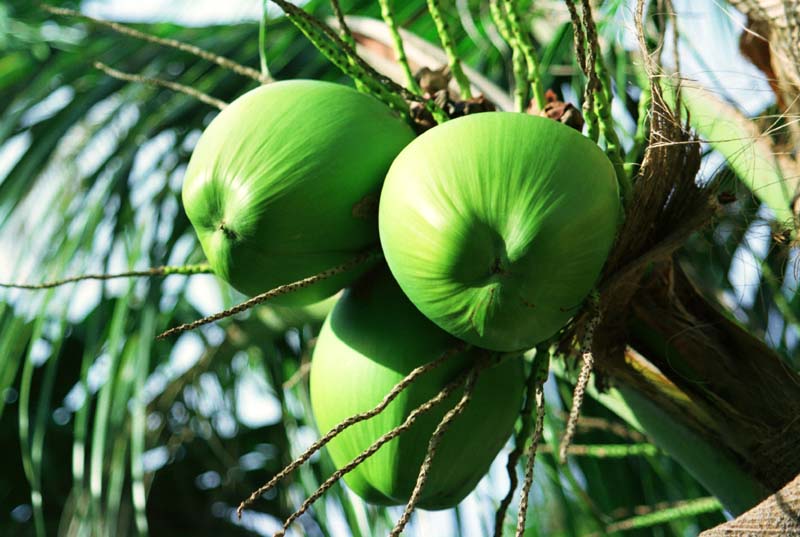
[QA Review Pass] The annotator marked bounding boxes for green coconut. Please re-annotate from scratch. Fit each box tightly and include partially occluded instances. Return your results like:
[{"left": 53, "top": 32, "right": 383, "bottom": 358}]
[
  {"left": 181, "top": 80, "right": 415, "bottom": 306},
  {"left": 379, "top": 112, "right": 620, "bottom": 352},
  {"left": 310, "top": 267, "right": 524, "bottom": 509}
]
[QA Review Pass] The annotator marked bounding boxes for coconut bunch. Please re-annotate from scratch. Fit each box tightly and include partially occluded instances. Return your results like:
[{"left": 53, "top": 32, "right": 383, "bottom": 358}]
[
  {"left": 3, "top": 70, "right": 620, "bottom": 523},
  {"left": 174, "top": 75, "right": 621, "bottom": 523}
]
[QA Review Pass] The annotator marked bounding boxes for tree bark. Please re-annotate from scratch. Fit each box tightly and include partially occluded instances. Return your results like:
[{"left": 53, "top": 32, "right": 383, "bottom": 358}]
[
  {"left": 700, "top": 472, "right": 800, "bottom": 535},
  {"left": 596, "top": 260, "right": 800, "bottom": 503}
]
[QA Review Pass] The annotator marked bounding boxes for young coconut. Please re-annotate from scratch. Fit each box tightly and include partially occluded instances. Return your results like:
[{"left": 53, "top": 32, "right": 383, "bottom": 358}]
[
  {"left": 310, "top": 268, "right": 524, "bottom": 508},
  {"left": 379, "top": 112, "right": 620, "bottom": 352},
  {"left": 182, "top": 80, "right": 415, "bottom": 306}
]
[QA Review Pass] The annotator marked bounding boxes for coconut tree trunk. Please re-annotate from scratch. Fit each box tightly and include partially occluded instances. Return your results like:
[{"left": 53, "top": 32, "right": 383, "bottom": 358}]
[
  {"left": 700, "top": 472, "right": 800, "bottom": 535},
  {"left": 595, "top": 259, "right": 800, "bottom": 514}
]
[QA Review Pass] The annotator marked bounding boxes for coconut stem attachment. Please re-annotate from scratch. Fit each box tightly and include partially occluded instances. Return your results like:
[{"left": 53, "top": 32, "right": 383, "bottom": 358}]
[
  {"left": 378, "top": 0, "right": 422, "bottom": 94},
  {"left": 0, "top": 263, "right": 212, "bottom": 290},
  {"left": 426, "top": 0, "right": 472, "bottom": 99},
  {"left": 493, "top": 347, "right": 548, "bottom": 536},
  {"left": 156, "top": 249, "right": 381, "bottom": 340},
  {"left": 558, "top": 311, "right": 599, "bottom": 464},
  {"left": 236, "top": 344, "right": 463, "bottom": 517},
  {"left": 271, "top": 0, "right": 410, "bottom": 115},
  {"left": 93, "top": 62, "right": 228, "bottom": 110},
  {"left": 272, "top": 365, "right": 475, "bottom": 537},
  {"left": 40, "top": 4, "right": 271, "bottom": 84}
]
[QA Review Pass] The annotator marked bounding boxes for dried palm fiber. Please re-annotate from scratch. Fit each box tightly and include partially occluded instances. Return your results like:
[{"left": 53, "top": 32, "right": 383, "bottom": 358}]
[
  {"left": 728, "top": 0, "right": 800, "bottom": 94},
  {"left": 730, "top": 0, "right": 800, "bottom": 192}
]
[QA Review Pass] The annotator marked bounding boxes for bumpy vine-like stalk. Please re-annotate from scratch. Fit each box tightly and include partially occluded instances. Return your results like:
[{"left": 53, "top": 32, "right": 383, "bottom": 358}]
[
  {"left": 271, "top": 0, "right": 410, "bottom": 115},
  {"left": 389, "top": 368, "right": 480, "bottom": 536},
  {"left": 94, "top": 62, "right": 228, "bottom": 110},
  {"left": 157, "top": 249, "right": 381, "bottom": 340},
  {"left": 41, "top": 4, "right": 271, "bottom": 84},
  {"left": 378, "top": 0, "right": 422, "bottom": 93},
  {"left": 559, "top": 311, "right": 599, "bottom": 464},
  {"left": 500, "top": 0, "right": 545, "bottom": 111},
  {"left": 426, "top": 0, "right": 472, "bottom": 99},
  {"left": 515, "top": 349, "right": 549, "bottom": 537},
  {"left": 578, "top": 0, "right": 629, "bottom": 201},
  {"left": 330, "top": 0, "right": 355, "bottom": 47},
  {"left": 592, "top": 56, "right": 629, "bottom": 200},
  {"left": 329, "top": 0, "right": 369, "bottom": 93},
  {"left": 493, "top": 349, "right": 546, "bottom": 537},
  {"left": 0, "top": 263, "right": 212, "bottom": 290},
  {"left": 564, "top": 0, "right": 599, "bottom": 141},
  {"left": 489, "top": 1, "right": 526, "bottom": 112},
  {"left": 273, "top": 367, "right": 473, "bottom": 536},
  {"left": 236, "top": 345, "right": 462, "bottom": 517}
]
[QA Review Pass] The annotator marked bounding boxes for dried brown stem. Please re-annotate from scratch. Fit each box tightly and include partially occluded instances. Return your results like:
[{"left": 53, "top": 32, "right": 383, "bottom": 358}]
[
  {"left": 272, "top": 367, "right": 475, "bottom": 536},
  {"left": 157, "top": 249, "right": 381, "bottom": 340},
  {"left": 0, "top": 263, "right": 212, "bottom": 290},
  {"left": 389, "top": 368, "right": 480, "bottom": 537},
  {"left": 94, "top": 62, "right": 228, "bottom": 110},
  {"left": 515, "top": 378, "right": 546, "bottom": 537},
  {"left": 237, "top": 345, "right": 462, "bottom": 517},
  {"left": 41, "top": 4, "right": 270, "bottom": 84}
]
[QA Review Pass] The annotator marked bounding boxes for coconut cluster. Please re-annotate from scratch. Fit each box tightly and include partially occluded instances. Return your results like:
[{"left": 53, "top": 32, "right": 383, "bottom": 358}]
[{"left": 182, "top": 80, "right": 620, "bottom": 509}]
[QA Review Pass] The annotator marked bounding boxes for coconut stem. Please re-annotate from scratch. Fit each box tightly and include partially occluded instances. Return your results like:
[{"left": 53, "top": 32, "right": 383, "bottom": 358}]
[
  {"left": 0, "top": 263, "right": 212, "bottom": 290},
  {"left": 426, "top": 0, "right": 472, "bottom": 99},
  {"left": 493, "top": 348, "right": 547, "bottom": 537},
  {"left": 565, "top": 0, "right": 598, "bottom": 141},
  {"left": 272, "top": 365, "right": 475, "bottom": 537},
  {"left": 330, "top": 0, "right": 355, "bottom": 47},
  {"left": 558, "top": 312, "right": 599, "bottom": 464},
  {"left": 579, "top": 0, "right": 629, "bottom": 201},
  {"left": 156, "top": 249, "right": 381, "bottom": 340},
  {"left": 389, "top": 366, "right": 480, "bottom": 536},
  {"left": 236, "top": 344, "right": 464, "bottom": 517},
  {"left": 489, "top": 1, "right": 525, "bottom": 112},
  {"left": 565, "top": 0, "right": 629, "bottom": 202},
  {"left": 515, "top": 359, "right": 547, "bottom": 537},
  {"left": 93, "top": 62, "right": 228, "bottom": 110},
  {"left": 329, "top": 0, "right": 369, "bottom": 93},
  {"left": 271, "top": 0, "right": 411, "bottom": 115},
  {"left": 500, "top": 0, "right": 545, "bottom": 111},
  {"left": 40, "top": 4, "right": 271, "bottom": 84},
  {"left": 591, "top": 56, "right": 629, "bottom": 201},
  {"left": 378, "top": 0, "right": 422, "bottom": 94}
]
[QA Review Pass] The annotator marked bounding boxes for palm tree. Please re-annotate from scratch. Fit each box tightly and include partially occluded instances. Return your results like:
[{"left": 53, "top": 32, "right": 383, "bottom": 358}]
[{"left": 1, "top": 0, "right": 798, "bottom": 535}]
